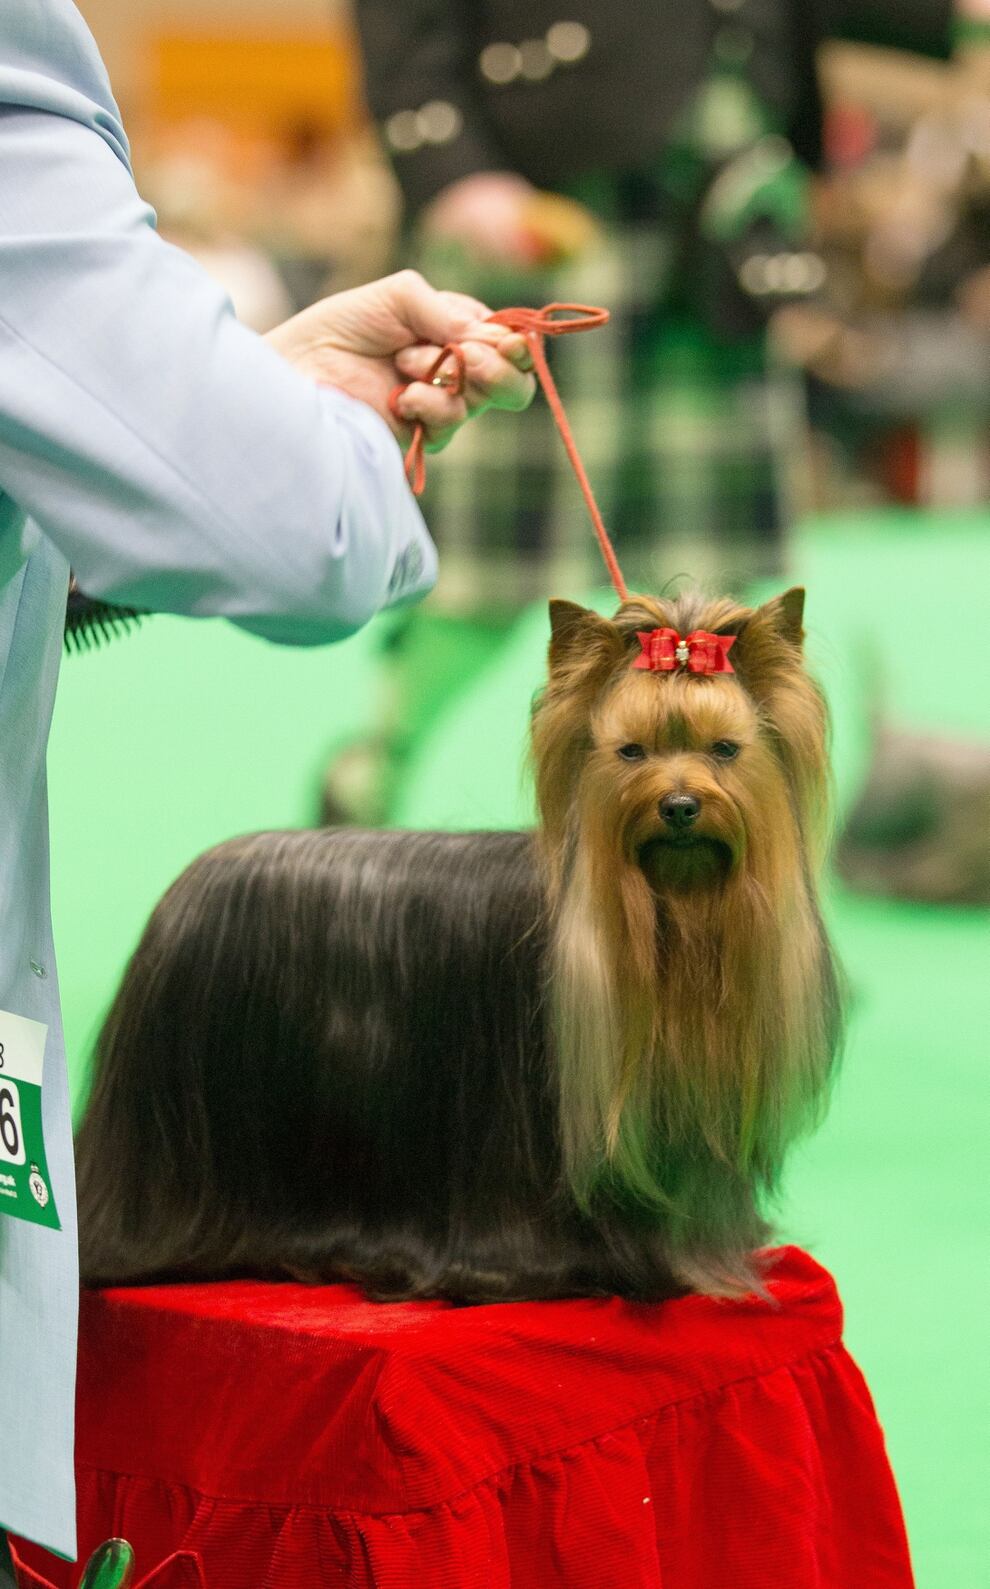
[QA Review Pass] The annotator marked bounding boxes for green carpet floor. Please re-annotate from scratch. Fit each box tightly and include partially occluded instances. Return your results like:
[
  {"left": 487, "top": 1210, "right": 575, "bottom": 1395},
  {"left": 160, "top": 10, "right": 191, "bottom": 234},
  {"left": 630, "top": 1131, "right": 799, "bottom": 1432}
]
[{"left": 48, "top": 510, "right": 989, "bottom": 1588}]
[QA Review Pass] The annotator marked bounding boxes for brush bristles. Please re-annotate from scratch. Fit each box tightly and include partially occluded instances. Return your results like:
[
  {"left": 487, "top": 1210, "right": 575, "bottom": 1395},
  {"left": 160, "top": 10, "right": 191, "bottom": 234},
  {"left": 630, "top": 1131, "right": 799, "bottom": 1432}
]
[
  {"left": 534, "top": 588, "right": 842, "bottom": 1295},
  {"left": 64, "top": 593, "right": 146, "bottom": 653}
]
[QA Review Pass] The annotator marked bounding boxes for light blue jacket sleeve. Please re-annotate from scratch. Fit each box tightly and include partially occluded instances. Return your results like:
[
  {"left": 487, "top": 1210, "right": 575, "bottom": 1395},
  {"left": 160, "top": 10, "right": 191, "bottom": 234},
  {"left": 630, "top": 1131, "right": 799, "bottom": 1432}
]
[{"left": 0, "top": 0, "right": 437, "bottom": 646}]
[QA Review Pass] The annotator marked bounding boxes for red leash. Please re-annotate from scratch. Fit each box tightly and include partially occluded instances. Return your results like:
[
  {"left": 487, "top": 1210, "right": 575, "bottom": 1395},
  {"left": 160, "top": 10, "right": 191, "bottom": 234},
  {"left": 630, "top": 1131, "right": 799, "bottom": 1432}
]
[{"left": 389, "top": 303, "right": 629, "bottom": 602}]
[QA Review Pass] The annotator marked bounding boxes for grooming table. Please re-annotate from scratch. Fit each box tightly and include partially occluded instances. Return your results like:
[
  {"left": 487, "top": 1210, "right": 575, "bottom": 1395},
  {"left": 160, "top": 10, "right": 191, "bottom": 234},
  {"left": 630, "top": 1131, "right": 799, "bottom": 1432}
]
[{"left": 12, "top": 1247, "right": 913, "bottom": 1588}]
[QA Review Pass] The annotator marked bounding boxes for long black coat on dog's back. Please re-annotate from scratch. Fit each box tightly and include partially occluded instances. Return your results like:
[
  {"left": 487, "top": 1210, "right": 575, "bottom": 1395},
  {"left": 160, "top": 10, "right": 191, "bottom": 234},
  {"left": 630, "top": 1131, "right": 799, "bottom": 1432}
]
[{"left": 76, "top": 828, "right": 687, "bottom": 1302}]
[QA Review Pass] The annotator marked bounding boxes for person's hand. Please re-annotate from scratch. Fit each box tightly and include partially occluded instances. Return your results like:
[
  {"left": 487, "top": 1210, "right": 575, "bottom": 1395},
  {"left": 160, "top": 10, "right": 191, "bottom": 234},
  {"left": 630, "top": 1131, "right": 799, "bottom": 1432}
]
[
  {"left": 265, "top": 269, "right": 535, "bottom": 451},
  {"left": 422, "top": 172, "right": 541, "bottom": 267},
  {"left": 422, "top": 172, "right": 598, "bottom": 269}
]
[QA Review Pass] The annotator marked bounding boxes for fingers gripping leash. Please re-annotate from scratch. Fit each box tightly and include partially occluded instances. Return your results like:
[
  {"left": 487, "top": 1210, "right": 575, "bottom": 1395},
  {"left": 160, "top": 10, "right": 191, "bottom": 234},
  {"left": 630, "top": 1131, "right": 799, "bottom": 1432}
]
[{"left": 389, "top": 304, "right": 629, "bottom": 602}]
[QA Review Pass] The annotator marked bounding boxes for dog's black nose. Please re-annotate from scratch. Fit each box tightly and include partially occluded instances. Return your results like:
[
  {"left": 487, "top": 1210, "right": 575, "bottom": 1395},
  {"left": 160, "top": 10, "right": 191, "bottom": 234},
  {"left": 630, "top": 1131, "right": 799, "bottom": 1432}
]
[{"left": 660, "top": 793, "right": 701, "bottom": 829}]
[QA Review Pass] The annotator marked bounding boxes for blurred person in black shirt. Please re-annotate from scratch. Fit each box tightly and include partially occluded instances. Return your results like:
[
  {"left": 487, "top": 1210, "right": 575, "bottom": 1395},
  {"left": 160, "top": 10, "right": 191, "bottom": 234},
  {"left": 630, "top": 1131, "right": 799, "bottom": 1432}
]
[{"left": 326, "top": 0, "right": 960, "bottom": 823}]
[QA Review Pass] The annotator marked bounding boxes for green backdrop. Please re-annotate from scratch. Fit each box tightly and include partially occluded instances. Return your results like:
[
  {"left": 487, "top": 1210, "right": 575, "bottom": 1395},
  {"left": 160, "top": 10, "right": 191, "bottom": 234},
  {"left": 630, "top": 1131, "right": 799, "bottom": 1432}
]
[{"left": 49, "top": 511, "right": 989, "bottom": 1588}]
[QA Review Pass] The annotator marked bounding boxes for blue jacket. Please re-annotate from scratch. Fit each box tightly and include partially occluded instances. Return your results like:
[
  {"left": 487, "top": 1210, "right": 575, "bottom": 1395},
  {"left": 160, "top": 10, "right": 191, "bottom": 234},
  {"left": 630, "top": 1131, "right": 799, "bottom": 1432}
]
[{"left": 0, "top": 1, "right": 436, "bottom": 1556}]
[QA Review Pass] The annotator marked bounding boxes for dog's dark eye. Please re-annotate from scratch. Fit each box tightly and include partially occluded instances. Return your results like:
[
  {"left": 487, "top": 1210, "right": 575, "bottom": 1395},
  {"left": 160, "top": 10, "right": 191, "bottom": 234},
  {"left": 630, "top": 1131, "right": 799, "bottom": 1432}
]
[
  {"left": 711, "top": 740, "right": 740, "bottom": 762},
  {"left": 617, "top": 743, "right": 647, "bottom": 761}
]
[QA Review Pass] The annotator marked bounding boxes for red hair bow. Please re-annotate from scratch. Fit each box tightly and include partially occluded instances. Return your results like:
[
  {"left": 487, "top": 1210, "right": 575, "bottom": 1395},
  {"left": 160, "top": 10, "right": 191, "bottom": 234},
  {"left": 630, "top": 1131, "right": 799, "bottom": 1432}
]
[{"left": 632, "top": 628, "right": 736, "bottom": 675}]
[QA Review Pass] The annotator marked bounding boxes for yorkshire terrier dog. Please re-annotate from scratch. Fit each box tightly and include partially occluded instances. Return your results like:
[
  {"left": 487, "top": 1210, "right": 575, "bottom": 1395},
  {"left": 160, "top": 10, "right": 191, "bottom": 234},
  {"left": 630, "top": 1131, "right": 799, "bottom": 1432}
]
[
  {"left": 79, "top": 586, "right": 841, "bottom": 1305},
  {"left": 532, "top": 586, "right": 842, "bottom": 1293}
]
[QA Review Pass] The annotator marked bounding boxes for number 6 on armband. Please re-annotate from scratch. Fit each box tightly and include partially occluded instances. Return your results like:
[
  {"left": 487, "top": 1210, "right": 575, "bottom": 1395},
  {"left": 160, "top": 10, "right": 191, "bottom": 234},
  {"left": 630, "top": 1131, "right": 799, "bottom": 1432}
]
[{"left": 0, "top": 1081, "right": 24, "bottom": 1164}]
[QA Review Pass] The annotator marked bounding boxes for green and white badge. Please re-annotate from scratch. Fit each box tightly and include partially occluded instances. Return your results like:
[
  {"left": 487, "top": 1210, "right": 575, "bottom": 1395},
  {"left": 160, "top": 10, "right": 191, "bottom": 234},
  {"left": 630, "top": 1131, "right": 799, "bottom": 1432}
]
[{"left": 0, "top": 1008, "right": 60, "bottom": 1230}]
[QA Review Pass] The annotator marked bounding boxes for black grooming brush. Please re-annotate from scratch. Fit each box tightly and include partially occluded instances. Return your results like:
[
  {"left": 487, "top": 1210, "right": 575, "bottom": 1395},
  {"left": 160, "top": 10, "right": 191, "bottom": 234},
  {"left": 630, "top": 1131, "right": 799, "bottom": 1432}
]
[{"left": 64, "top": 578, "right": 148, "bottom": 653}]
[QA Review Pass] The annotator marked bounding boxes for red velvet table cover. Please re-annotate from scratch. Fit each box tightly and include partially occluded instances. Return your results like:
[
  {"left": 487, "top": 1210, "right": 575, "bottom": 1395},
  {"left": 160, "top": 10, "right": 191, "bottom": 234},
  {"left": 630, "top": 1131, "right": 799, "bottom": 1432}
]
[{"left": 13, "top": 1247, "right": 913, "bottom": 1589}]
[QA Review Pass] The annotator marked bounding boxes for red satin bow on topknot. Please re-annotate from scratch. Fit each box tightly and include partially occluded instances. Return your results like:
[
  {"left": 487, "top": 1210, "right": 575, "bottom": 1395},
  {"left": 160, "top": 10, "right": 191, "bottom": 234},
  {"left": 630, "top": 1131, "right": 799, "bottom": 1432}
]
[{"left": 633, "top": 629, "right": 736, "bottom": 675}]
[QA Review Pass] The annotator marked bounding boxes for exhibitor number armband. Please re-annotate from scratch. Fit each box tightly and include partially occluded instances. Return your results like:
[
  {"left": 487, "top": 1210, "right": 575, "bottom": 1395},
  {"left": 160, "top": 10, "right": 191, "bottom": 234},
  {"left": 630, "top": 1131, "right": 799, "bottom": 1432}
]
[{"left": 0, "top": 1008, "right": 61, "bottom": 1230}]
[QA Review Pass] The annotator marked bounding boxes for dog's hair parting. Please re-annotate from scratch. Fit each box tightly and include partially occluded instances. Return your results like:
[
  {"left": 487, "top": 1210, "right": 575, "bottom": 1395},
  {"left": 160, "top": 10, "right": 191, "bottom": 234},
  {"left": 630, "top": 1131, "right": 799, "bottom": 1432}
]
[{"left": 531, "top": 587, "right": 842, "bottom": 1294}]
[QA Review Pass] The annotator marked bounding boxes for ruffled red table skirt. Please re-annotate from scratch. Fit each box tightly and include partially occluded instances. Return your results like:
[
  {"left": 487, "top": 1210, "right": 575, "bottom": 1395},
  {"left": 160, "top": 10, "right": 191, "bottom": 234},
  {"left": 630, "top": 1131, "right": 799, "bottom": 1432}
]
[{"left": 13, "top": 1246, "right": 913, "bottom": 1588}]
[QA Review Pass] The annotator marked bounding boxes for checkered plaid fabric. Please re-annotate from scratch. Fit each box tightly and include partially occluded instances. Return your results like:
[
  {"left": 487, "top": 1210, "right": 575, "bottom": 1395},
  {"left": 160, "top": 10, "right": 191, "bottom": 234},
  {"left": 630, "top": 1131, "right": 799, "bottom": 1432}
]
[{"left": 416, "top": 213, "right": 806, "bottom": 617}]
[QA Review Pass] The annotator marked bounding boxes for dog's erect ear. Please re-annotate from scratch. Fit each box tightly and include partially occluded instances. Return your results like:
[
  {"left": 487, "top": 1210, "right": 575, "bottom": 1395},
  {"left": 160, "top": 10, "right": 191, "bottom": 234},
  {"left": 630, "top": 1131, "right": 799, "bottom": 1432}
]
[
  {"left": 548, "top": 598, "right": 589, "bottom": 638},
  {"left": 728, "top": 587, "right": 808, "bottom": 698},
  {"left": 753, "top": 587, "right": 805, "bottom": 648},
  {"left": 547, "top": 599, "right": 623, "bottom": 674}
]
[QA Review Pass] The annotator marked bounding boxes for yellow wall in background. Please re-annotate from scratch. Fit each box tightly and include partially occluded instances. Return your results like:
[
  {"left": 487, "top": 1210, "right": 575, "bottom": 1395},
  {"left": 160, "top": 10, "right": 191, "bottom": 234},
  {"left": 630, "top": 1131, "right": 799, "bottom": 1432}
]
[
  {"left": 152, "top": 32, "right": 361, "bottom": 136},
  {"left": 77, "top": 0, "right": 359, "bottom": 123}
]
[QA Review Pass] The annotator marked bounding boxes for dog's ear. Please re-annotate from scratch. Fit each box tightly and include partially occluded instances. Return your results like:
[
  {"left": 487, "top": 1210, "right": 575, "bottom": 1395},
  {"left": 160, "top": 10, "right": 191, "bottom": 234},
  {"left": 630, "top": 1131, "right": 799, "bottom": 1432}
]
[
  {"left": 752, "top": 587, "right": 805, "bottom": 648},
  {"left": 728, "top": 586, "right": 806, "bottom": 682},
  {"left": 547, "top": 599, "right": 623, "bottom": 674}
]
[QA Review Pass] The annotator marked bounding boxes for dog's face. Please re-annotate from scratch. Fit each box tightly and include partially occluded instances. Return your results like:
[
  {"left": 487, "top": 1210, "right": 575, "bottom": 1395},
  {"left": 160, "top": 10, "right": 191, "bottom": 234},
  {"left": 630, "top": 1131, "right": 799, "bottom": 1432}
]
[
  {"left": 589, "top": 666, "right": 760, "bottom": 892},
  {"left": 532, "top": 587, "right": 830, "bottom": 899}
]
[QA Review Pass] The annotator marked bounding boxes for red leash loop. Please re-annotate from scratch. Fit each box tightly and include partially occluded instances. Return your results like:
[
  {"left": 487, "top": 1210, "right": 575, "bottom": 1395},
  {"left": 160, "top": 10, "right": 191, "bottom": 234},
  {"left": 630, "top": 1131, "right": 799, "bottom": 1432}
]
[
  {"left": 388, "top": 343, "right": 467, "bottom": 497},
  {"left": 389, "top": 303, "right": 628, "bottom": 601}
]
